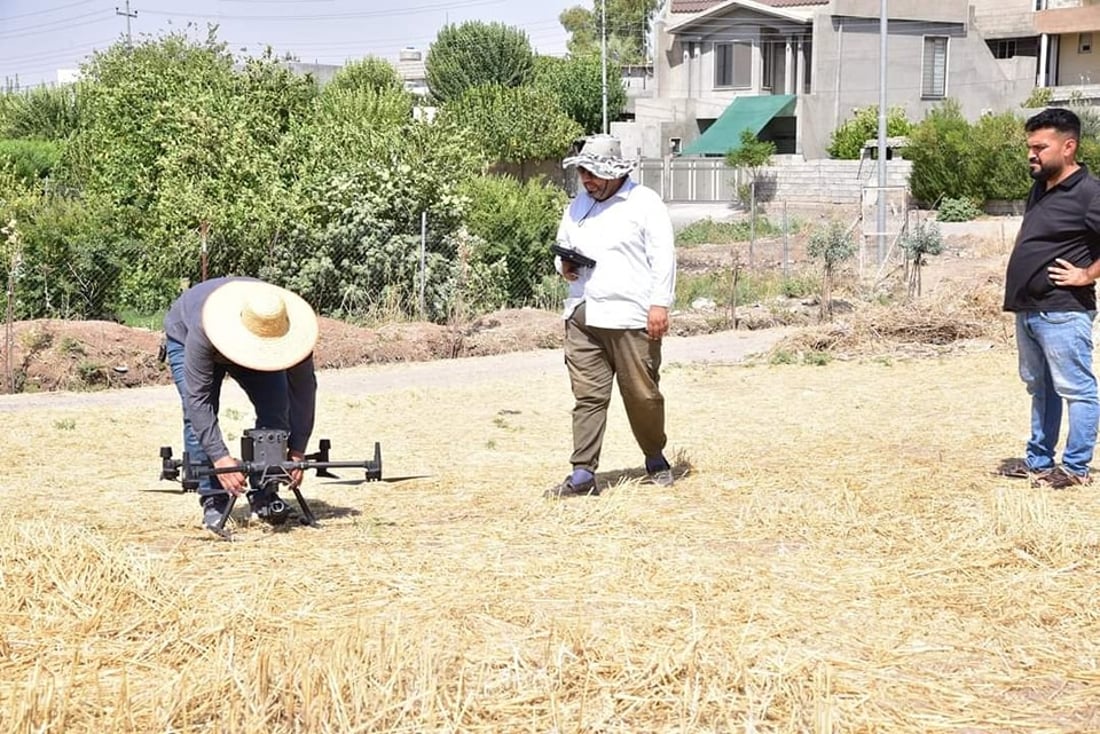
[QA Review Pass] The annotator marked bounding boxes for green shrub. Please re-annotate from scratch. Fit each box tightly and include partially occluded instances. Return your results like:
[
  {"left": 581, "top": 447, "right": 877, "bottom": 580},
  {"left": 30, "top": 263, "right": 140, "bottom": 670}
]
[
  {"left": 936, "top": 197, "right": 982, "bottom": 222},
  {"left": 459, "top": 174, "right": 568, "bottom": 307},
  {"left": 676, "top": 217, "right": 782, "bottom": 247},
  {"left": 1021, "top": 87, "right": 1053, "bottom": 108},
  {"left": 0, "top": 139, "right": 62, "bottom": 181},
  {"left": 828, "top": 105, "right": 913, "bottom": 160},
  {"left": 675, "top": 269, "right": 817, "bottom": 310},
  {"left": 970, "top": 112, "right": 1029, "bottom": 201},
  {"left": 0, "top": 85, "right": 79, "bottom": 140},
  {"left": 907, "top": 100, "right": 979, "bottom": 206}
]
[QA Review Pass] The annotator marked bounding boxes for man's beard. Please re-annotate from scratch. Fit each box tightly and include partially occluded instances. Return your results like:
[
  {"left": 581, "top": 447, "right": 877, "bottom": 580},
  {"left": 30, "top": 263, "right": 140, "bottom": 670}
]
[{"left": 1029, "top": 159, "right": 1060, "bottom": 182}]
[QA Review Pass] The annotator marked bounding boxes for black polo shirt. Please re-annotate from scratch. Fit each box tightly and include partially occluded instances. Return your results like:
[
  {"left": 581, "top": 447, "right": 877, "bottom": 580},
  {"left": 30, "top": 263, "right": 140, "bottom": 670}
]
[{"left": 1003, "top": 164, "right": 1100, "bottom": 312}]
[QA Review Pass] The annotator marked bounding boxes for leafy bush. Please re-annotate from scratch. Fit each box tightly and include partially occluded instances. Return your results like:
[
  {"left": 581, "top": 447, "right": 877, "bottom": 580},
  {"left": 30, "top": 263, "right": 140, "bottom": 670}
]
[
  {"left": 969, "top": 112, "right": 1029, "bottom": 201},
  {"left": 0, "top": 85, "right": 79, "bottom": 140},
  {"left": 676, "top": 217, "right": 782, "bottom": 247},
  {"left": 3, "top": 191, "right": 139, "bottom": 319},
  {"left": 263, "top": 116, "right": 476, "bottom": 322},
  {"left": 1021, "top": 87, "right": 1053, "bottom": 108},
  {"left": 459, "top": 174, "right": 568, "bottom": 306},
  {"left": 828, "top": 105, "right": 913, "bottom": 160},
  {"left": 0, "top": 139, "right": 62, "bottom": 181},
  {"left": 936, "top": 197, "right": 982, "bottom": 222},
  {"left": 906, "top": 100, "right": 979, "bottom": 206}
]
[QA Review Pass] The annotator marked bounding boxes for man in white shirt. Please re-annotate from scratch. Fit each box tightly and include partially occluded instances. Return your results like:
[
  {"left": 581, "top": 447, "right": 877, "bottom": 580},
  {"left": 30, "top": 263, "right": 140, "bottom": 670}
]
[{"left": 547, "top": 134, "right": 677, "bottom": 498}]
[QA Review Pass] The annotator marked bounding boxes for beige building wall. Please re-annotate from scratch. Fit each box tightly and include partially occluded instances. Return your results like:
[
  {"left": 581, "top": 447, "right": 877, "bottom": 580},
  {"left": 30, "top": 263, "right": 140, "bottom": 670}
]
[{"left": 1056, "top": 31, "right": 1100, "bottom": 84}]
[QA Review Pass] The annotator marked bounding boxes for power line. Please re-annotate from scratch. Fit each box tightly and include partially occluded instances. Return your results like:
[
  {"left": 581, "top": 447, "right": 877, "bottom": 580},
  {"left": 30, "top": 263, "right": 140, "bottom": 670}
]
[
  {"left": 0, "top": 0, "right": 99, "bottom": 22},
  {"left": 0, "top": 9, "right": 114, "bottom": 39},
  {"left": 116, "top": 0, "right": 138, "bottom": 50},
  {"left": 141, "top": 0, "right": 510, "bottom": 23}
]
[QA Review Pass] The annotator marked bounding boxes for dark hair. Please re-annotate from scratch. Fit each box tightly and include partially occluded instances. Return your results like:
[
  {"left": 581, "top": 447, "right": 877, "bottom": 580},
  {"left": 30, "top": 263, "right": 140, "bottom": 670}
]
[{"left": 1025, "top": 107, "right": 1081, "bottom": 140}]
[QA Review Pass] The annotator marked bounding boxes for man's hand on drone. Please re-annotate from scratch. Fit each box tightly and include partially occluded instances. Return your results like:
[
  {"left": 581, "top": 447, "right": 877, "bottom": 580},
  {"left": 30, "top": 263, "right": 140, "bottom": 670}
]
[{"left": 213, "top": 455, "right": 248, "bottom": 495}]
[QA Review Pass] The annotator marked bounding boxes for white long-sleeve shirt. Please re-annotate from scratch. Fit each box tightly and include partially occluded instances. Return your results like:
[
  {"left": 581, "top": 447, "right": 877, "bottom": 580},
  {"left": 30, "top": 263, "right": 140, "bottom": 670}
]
[{"left": 554, "top": 179, "right": 676, "bottom": 329}]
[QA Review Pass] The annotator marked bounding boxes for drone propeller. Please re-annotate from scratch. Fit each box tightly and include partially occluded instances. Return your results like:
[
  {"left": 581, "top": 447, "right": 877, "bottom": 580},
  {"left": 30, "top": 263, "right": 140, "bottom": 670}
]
[{"left": 321, "top": 474, "right": 431, "bottom": 486}]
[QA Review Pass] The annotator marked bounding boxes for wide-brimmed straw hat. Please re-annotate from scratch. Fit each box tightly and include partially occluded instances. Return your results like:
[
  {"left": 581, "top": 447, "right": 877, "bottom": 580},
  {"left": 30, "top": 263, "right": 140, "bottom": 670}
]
[
  {"left": 562, "top": 134, "right": 637, "bottom": 180},
  {"left": 201, "top": 280, "right": 318, "bottom": 371}
]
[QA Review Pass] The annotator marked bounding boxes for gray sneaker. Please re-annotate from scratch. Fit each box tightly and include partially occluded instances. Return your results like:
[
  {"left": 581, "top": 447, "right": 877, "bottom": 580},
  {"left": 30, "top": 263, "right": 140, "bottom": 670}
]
[
  {"left": 201, "top": 493, "right": 232, "bottom": 536},
  {"left": 544, "top": 475, "right": 599, "bottom": 498}
]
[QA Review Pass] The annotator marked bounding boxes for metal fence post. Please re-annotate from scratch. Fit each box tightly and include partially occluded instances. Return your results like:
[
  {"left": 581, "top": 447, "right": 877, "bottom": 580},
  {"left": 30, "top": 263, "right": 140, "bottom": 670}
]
[
  {"left": 782, "top": 200, "right": 789, "bottom": 278},
  {"left": 419, "top": 211, "right": 427, "bottom": 320}
]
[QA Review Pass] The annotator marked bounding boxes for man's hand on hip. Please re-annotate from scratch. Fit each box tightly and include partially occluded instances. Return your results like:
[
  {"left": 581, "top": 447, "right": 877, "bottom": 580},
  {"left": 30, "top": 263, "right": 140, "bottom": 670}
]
[
  {"left": 647, "top": 306, "right": 669, "bottom": 340},
  {"left": 1049, "top": 258, "right": 1096, "bottom": 287}
]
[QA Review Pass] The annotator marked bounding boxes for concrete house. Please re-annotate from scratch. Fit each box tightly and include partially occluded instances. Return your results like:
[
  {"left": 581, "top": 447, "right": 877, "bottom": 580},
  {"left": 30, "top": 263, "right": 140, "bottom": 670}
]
[
  {"left": 629, "top": 0, "right": 1037, "bottom": 159},
  {"left": 1032, "top": 0, "right": 1100, "bottom": 98}
]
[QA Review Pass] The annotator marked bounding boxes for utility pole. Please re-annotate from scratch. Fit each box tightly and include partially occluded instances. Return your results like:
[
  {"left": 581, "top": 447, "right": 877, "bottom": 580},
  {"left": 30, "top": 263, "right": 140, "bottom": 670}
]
[
  {"left": 876, "top": 0, "right": 888, "bottom": 266},
  {"left": 601, "top": 0, "right": 608, "bottom": 134},
  {"left": 116, "top": 0, "right": 137, "bottom": 50}
]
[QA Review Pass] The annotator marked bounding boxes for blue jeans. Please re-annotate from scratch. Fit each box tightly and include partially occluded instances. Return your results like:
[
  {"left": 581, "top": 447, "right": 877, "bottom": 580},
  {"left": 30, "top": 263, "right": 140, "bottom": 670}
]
[
  {"left": 1015, "top": 311, "right": 1099, "bottom": 476},
  {"left": 166, "top": 339, "right": 291, "bottom": 496}
]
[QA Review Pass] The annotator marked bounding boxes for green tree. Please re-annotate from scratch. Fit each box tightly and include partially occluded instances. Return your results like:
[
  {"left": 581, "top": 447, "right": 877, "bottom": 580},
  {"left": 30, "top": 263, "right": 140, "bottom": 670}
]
[
  {"left": 807, "top": 220, "right": 856, "bottom": 321},
  {"left": 532, "top": 55, "right": 627, "bottom": 134},
  {"left": 327, "top": 56, "right": 404, "bottom": 94},
  {"left": 560, "top": 0, "right": 658, "bottom": 65},
  {"left": 827, "top": 105, "right": 912, "bottom": 160},
  {"left": 437, "top": 84, "right": 582, "bottom": 164},
  {"left": 61, "top": 29, "right": 318, "bottom": 309},
  {"left": 900, "top": 218, "right": 945, "bottom": 297},
  {"left": 725, "top": 129, "right": 775, "bottom": 207},
  {"left": 425, "top": 22, "right": 535, "bottom": 103}
]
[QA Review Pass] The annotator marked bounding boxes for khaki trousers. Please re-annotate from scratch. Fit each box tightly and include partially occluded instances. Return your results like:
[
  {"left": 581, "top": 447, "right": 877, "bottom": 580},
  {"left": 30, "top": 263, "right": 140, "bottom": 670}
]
[{"left": 565, "top": 302, "right": 667, "bottom": 472}]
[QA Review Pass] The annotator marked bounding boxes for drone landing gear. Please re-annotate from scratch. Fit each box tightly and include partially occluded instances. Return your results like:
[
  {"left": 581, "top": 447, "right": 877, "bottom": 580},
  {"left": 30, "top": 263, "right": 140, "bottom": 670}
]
[{"left": 161, "top": 428, "right": 385, "bottom": 540}]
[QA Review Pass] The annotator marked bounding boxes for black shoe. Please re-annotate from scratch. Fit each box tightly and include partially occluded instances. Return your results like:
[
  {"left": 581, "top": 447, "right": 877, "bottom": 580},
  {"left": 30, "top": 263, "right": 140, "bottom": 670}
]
[
  {"left": 247, "top": 489, "right": 293, "bottom": 525},
  {"left": 200, "top": 493, "right": 232, "bottom": 536},
  {"left": 544, "top": 475, "right": 599, "bottom": 498}
]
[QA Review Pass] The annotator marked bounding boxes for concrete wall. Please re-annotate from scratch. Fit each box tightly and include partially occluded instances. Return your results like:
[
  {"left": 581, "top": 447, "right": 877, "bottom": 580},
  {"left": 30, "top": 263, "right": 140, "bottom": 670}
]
[
  {"left": 970, "top": 0, "right": 1036, "bottom": 38},
  {"left": 753, "top": 158, "right": 913, "bottom": 205},
  {"left": 832, "top": 0, "right": 968, "bottom": 24}
]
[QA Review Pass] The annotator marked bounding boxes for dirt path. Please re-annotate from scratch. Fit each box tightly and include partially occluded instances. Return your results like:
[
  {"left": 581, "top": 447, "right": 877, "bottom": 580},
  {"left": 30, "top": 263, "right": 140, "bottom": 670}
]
[{"left": 0, "top": 326, "right": 791, "bottom": 413}]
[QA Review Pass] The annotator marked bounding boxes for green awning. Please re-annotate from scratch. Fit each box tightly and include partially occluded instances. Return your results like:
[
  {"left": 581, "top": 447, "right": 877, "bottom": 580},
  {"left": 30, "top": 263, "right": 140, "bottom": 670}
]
[{"left": 680, "top": 94, "right": 796, "bottom": 156}]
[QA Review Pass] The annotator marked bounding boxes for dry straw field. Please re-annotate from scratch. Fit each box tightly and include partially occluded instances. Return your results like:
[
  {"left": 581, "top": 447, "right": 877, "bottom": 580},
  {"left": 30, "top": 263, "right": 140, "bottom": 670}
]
[{"left": 2, "top": 286, "right": 1099, "bottom": 732}]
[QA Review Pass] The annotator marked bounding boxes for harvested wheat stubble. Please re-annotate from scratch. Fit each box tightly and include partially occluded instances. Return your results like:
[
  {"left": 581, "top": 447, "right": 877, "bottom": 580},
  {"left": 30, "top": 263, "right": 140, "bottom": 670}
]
[{"left": 1, "top": 348, "right": 1099, "bottom": 732}]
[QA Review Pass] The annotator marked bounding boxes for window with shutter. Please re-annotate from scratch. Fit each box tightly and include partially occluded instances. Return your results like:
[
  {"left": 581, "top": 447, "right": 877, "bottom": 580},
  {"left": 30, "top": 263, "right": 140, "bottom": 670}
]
[
  {"left": 714, "top": 41, "right": 752, "bottom": 89},
  {"left": 922, "top": 36, "right": 948, "bottom": 99}
]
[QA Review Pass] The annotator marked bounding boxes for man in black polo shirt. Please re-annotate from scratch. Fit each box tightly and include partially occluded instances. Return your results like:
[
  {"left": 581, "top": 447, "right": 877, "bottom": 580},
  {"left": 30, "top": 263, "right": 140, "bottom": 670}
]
[{"left": 1003, "top": 107, "right": 1100, "bottom": 489}]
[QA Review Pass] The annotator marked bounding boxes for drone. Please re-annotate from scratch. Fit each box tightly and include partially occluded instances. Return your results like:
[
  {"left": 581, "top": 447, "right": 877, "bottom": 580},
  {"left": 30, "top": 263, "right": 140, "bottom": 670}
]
[{"left": 159, "top": 427, "right": 391, "bottom": 537}]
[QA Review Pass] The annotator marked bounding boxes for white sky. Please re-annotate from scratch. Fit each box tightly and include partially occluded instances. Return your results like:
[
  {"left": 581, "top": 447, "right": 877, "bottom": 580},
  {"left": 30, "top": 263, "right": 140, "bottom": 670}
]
[{"left": 0, "top": 0, "right": 582, "bottom": 88}]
